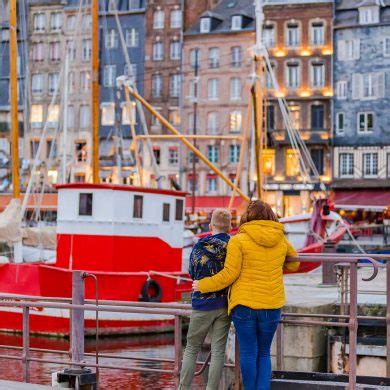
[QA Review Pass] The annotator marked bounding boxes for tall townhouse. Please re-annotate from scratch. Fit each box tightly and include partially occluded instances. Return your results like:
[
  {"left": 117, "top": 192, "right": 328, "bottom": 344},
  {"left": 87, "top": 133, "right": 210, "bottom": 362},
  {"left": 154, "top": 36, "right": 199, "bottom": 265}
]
[
  {"left": 98, "top": 0, "right": 146, "bottom": 184},
  {"left": 27, "top": 0, "right": 65, "bottom": 186},
  {"left": 263, "top": 0, "right": 333, "bottom": 216},
  {"left": 333, "top": 0, "right": 390, "bottom": 210},
  {"left": 143, "top": 0, "right": 213, "bottom": 190},
  {"left": 0, "top": 0, "right": 27, "bottom": 191},
  {"left": 182, "top": 0, "right": 255, "bottom": 208}
]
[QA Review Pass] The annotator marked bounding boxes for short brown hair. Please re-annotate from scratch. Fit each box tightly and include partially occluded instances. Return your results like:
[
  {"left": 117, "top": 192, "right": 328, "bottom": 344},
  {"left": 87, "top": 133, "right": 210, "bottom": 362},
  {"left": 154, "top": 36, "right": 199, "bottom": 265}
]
[
  {"left": 240, "top": 200, "right": 278, "bottom": 226},
  {"left": 211, "top": 209, "right": 232, "bottom": 233}
]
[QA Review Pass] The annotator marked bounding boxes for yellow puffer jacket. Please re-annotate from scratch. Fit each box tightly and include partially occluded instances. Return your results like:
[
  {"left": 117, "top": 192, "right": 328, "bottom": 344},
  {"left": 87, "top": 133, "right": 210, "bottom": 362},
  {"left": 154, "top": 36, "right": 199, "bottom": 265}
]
[{"left": 198, "top": 220, "right": 300, "bottom": 314}]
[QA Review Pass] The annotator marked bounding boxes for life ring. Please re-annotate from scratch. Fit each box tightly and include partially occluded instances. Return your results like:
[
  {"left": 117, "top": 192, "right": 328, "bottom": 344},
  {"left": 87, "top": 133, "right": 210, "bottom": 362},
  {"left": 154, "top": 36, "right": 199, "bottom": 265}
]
[{"left": 139, "top": 279, "right": 162, "bottom": 302}]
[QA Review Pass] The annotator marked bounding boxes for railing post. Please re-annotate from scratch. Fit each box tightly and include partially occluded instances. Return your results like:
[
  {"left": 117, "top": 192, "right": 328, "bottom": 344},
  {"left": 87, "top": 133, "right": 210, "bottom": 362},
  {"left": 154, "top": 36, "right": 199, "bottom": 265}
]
[
  {"left": 234, "top": 335, "right": 241, "bottom": 390},
  {"left": 322, "top": 242, "right": 337, "bottom": 285},
  {"left": 174, "top": 315, "right": 182, "bottom": 385},
  {"left": 348, "top": 262, "right": 358, "bottom": 390},
  {"left": 22, "top": 307, "right": 30, "bottom": 383},
  {"left": 386, "top": 260, "right": 390, "bottom": 378},
  {"left": 71, "top": 270, "right": 85, "bottom": 367}
]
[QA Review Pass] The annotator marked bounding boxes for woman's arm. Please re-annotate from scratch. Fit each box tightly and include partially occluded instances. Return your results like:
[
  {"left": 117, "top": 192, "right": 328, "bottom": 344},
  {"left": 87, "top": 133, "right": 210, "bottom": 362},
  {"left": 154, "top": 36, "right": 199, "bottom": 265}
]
[
  {"left": 283, "top": 238, "right": 300, "bottom": 272},
  {"left": 197, "top": 237, "right": 243, "bottom": 293}
]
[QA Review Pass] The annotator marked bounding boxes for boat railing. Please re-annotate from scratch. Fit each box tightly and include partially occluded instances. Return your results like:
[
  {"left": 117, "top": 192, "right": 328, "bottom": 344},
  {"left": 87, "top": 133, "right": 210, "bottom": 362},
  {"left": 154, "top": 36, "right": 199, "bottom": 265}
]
[{"left": 0, "top": 253, "right": 388, "bottom": 390}]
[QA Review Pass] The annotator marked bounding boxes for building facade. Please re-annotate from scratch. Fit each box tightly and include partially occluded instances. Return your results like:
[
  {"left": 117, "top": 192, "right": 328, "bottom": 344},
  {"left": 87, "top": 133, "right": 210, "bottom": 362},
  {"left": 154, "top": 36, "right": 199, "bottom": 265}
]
[
  {"left": 263, "top": 0, "right": 333, "bottom": 216},
  {"left": 333, "top": 0, "right": 390, "bottom": 207}
]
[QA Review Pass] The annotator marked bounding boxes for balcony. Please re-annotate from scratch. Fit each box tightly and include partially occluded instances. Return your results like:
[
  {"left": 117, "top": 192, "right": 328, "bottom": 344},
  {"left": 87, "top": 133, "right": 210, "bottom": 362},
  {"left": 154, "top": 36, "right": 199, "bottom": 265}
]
[{"left": 269, "top": 128, "right": 330, "bottom": 145}]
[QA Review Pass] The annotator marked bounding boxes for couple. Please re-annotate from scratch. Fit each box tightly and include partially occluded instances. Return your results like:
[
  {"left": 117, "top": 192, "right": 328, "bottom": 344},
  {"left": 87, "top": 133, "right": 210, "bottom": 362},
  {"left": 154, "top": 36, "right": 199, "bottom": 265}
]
[{"left": 179, "top": 200, "right": 300, "bottom": 390}]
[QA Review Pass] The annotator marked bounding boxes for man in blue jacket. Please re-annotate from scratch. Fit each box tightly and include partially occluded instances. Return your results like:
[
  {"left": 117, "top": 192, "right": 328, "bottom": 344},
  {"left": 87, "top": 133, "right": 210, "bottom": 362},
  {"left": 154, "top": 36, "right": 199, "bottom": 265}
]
[{"left": 179, "top": 209, "right": 232, "bottom": 390}]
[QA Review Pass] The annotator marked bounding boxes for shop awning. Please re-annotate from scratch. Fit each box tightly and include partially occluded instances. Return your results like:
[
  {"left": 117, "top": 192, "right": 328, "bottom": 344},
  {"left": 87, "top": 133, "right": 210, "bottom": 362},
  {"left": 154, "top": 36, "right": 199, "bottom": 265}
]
[
  {"left": 334, "top": 190, "right": 390, "bottom": 212},
  {"left": 185, "top": 196, "right": 248, "bottom": 213}
]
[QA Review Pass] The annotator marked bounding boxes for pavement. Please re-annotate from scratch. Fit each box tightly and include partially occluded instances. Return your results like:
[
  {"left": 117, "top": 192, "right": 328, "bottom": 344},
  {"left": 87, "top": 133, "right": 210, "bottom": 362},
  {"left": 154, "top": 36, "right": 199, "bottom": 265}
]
[{"left": 0, "top": 381, "right": 52, "bottom": 389}]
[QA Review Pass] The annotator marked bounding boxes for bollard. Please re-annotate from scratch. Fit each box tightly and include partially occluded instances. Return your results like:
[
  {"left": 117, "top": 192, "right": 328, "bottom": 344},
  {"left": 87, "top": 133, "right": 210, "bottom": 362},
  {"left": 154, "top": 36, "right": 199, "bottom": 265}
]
[{"left": 322, "top": 242, "right": 337, "bottom": 285}]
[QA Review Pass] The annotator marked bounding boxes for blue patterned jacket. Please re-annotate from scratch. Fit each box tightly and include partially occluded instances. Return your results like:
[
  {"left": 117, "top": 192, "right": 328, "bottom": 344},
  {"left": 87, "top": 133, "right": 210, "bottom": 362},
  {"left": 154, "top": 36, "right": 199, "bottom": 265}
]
[{"left": 189, "top": 233, "right": 230, "bottom": 311}]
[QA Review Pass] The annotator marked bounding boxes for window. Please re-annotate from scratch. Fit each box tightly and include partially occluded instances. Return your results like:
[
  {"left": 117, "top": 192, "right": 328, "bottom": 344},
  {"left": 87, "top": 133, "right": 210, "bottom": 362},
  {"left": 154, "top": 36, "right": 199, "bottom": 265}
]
[
  {"left": 352, "top": 72, "right": 385, "bottom": 100},
  {"left": 153, "top": 42, "right": 164, "bottom": 61},
  {"left": 68, "top": 72, "right": 75, "bottom": 93},
  {"left": 153, "top": 147, "right": 161, "bottom": 165},
  {"left": 67, "top": 105, "right": 75, "bottom": 128},
  {"left": 75, "top": 141, "right": 87, "bottom": 162},
  {"left": 267, "top": 105, "right": 275, "bottom": 131},
  {"left": 263, "top": 149, "right": 275, "bottom": 175},
  {"left": 169, "top": 110, "right": 180, "bottom": 126},
  {"left": 310, "top": 149, "right": 324, "bottom": 175},
  {"left": 126, "top": 28, "right": 139, "bottom": 47},
  {"left": 338, "top": 39, "right": 360, "bottom": 61},
  {"left": 74, "top": 174, "right": 86, "bottom": 183},
  {"left": 82, "top": 15, "right": 91, "bottom": 31},
  {"left": 33, "top": 13, "right": 45, "bottom": 32},
  {"left": 230, "top": 111, "right": 242, "bottom": 132},
  {"left": 163, "top": 203, "right": 170, "bottom": 222},
  {"left": 122, "top": 102, "right": 136, "bottom": 125},
  {"left": 289, "top": 104, "right": 300, "bottom": 129},
  {"left": 387, "top": 154, "right": 390, "bottom": 178},
  {"left": 101, "top": 103, "right": 115, "bottom": 125},
  {"left": 231, "top": 46, "right": 242, "bottom": 67},
  {"left": 207, "top": 112, "right": 219, "bottom": 134},
  {"left": 208, "top": 145, "right": 219, "bottom": 163},
  {"left": 47, "top": 104, "right": 59, "bottom": 127},
  {"left": 264, "top": 24, "right": 275, "bottom": 48},
  {"left": 168, "top": 147, "right": 179, "bottom": 165},
  {"left": 67, "top": 41, "right": 76, "bottom": 62},
  {"left": 175, "top": 199, "right": 184, "bottom": 221},
  {"left": 206, "top": 176, "right": 218, "bottom": 193},
  {"left": 46, "top": 139, "right": 57, "bottom": 159},
  {"left": 48, "top": 72, "right": 59, "bottom": 94},
  {"left": 30, "top": 105, "right": 43, "bottom": 128},
  {"left": 170, "top": 74, "right": 181, "bottom": 97},
  {"left": 153, "top": 10, "right": 164, "bottom": 29},
  {"left": 80, "top": 71, "right": 90, "bottom": 92},
  {"left": 105, "top": 29, "right": 118, "bottom": 49},
  {"left": 310, "top": 21, "right": 325, "bottom": 46},
  {"left": 133, "top": 195, "right": 143, "bottom": 218},
  {"left": 230, "top": 78, "right": 241, "bottom": 100},
  {"left": 32, "top": 43, "right": 45, "bottom": 62},
  {"left": 286, "top": 61, "right": 300, "bottom": 88},
  {"left": 208, "top": 47, "right": 220, "bottom": 68},
  {"left": 285, "top": 149, "right": 300, "bottom": 176},
  {"left": 188, "top": 151, "right": 199, "bottom": 164},
  {"left": 103, "top": 65, "right": 116, "bottom": 87},
  {"left": 79, "top": 193, "right": 93, "bottom": 216},
  {"left": 384, "top": 38, "right": 390, "bottom": 57},
  {"left": 359, "top": 6, "right": 379, "bottom": 25},
  {"left": 311, "top": 105, "right": 324, "bottom": 130},
  {"left": 363, "top": 153, "right": 378, "bottom": 177},
  {"left": 286, "top": 22, "right": 300, "bottom": 47},
  {"left": 124, "top": 64, "right": 137, "bottom": 79},
  {"left": 170, "top": 41, "right": 181, "bottom": 60},
  {"left": 49, "top": 41, "right": 61, "bottom": 62},
  {"left": 266, "top": 62, "right": 276, "bottom": 88},
  {"left": 128, "top": 0, "right": 140, "bottom": 10},
  {"left": 67, "top": 15, "right": 76, "bottom": 31},
  {"left": 188, "top": 175, "right": 198, "bottom": 192},
  {"left": 152, "top": 74, "right": 162, "bottom": 97},
  {"left": 208, "top": 78, "right": 219, "bottom": 100},
  {"left": 200, "top": 17, "right": 211, "bottom": 33},
  {"left": 82, "top": 39, "right": 91, "bottom": 61},
  {"left": 170, "top": 10, "right": 182, "bottom": 28},
  {"left": 30, "top": 140, "right": 39, "bottom": 158},
  {"left": 339, "top": 153, "right": 354, "bottom": 177},
  {"left": 50, "top": 12, "right": 62, "bottom": 32},
  {"left": 188, "top": 112, "right": 200, "bottom": 132},
  {"left": 336, "top": 112, "right": 345, "bottom": 134},
  {"left": 80, "top": 105, "right": 90, "bottom": 128},
  {"left": 188, "top": 79, "right": 198, "bottom": 100},
  {"left": 31, "top": 74, "right": 44, "bottom": 95},
  {"left": 231, "top": 15, "right": 242, "bottom": 31},
  {"left": 230, "top": 144, "right": 240, "bottom": 163},
  {"left": 358, "top": 112, "right": 374, "bottom": 133},
  {"left": 311, "top": 62, "right": 325, "bottom": 88},
  {"left": 336, "top": 81, "right": 347, "bottom": 99},
  {"left": 363, "top": 73, "right": 375, "bottom": 98},
  {"left": 190, "top": 48, "right": 201, "bottom": 69}
]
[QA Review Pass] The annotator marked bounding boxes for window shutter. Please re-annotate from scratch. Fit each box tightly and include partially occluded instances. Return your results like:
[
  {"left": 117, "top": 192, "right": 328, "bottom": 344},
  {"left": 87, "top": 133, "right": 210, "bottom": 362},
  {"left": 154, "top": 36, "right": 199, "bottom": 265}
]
[
  {"left": 353, "top": 39, "right": 360, "bottom": 60},
  {"left": 337, "top": 40, "right": 345, "bottom": 61},
  {"left": 352, "top": 73, "right": 362, "bottom": 100},
  {"left": 375, "top": 72, "right": 385, "bottom": 98}
]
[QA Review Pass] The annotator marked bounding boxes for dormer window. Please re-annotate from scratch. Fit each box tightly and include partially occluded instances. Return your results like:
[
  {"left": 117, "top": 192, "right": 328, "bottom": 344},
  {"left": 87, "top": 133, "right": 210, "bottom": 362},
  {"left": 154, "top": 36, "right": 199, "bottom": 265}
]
[
  {"left": 200, "top": 17, "right": 211, "bottom": 33},
  {"left": 231, "top": 15, "right": 242, "bottom": 31},
  {"left": 359, "top": 6, "right": 379, "bottom": 24}
]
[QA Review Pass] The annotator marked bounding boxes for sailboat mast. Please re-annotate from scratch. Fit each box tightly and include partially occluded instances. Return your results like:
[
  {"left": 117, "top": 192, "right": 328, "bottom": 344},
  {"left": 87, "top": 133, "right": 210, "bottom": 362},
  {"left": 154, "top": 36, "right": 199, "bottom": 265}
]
[
  {"left": 10, "top": 0, "right": 20, "bottom": 198},
  {"left": 252, "top": 0, "right": 265, "bottom": 200},
  {"left": 91, "top": 0, "right": 100, "bottom": 183}
]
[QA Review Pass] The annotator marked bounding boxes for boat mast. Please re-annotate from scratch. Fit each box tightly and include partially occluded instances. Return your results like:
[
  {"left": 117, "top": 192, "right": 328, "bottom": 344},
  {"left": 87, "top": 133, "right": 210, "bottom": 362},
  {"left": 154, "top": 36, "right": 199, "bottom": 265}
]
[
  {"left": 91, "top": 0, "right": 99, "bottom": 183},
  {"left": 252, "top": 0, "right": 265, "bottom": 200},
  {"left": 10, "top": 0, "right": 20, "bottom": 198}
]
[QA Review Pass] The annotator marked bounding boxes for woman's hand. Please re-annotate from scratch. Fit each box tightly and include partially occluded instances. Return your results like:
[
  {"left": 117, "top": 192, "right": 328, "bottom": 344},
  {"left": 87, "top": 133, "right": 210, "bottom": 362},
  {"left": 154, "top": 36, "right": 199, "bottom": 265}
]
[{"left": 192, "top": 280, "right": 200, "bottom": 291}]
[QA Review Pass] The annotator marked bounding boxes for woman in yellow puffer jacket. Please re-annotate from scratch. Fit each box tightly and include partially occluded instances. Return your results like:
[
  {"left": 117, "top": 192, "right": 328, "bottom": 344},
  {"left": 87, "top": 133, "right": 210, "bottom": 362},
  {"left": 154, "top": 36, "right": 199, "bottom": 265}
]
[{"left": 193, "top": 200, "right": 300, "bottom": 390}]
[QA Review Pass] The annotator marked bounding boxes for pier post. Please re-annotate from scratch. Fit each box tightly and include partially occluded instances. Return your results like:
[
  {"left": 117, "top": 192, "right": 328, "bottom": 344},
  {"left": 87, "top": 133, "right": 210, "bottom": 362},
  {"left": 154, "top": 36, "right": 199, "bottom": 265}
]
[
  {"left": 71, "top": 271, "right": 85, "bottom": 366},
  {"left": 22, "top": 307, "right": 30, "bottom": 383},
  {"left": 174, "top": 315, "right": 182, "bottom": 386},
  {"left": 387, "top": 260, "right": 390, "bottom": 379},
  {"left": 322, "top": 242, "right": 337, "bottom": 285}
]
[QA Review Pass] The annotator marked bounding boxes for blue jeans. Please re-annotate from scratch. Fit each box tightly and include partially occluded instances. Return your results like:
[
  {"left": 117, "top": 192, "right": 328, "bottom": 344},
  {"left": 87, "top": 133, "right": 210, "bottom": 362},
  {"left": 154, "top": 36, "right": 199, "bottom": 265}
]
[{"left": 232, "top": 305, "right": 281, "bottom": 390}]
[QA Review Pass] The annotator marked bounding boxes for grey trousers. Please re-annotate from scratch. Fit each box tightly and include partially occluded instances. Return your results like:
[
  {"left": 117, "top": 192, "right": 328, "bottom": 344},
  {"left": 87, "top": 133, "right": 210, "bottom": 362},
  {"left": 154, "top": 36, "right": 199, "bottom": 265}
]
[{"left": 179, "top": 308, "right": 231, "bottom": 390}]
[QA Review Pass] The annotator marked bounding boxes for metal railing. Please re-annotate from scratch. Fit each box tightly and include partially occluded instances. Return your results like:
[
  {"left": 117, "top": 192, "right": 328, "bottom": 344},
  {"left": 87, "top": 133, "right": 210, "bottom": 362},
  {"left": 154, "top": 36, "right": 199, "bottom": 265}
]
[{"left": 0, "top": 253, "right": 388, "bottom": 390}]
